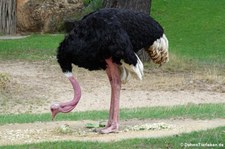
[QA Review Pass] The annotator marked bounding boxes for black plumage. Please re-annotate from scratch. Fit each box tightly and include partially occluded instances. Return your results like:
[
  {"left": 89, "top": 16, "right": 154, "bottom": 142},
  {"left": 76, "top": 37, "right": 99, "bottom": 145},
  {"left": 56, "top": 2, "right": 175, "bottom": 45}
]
[
  {"left": 52, "top": 8, "right": 169, "bottom": 133},
  {"left": 57, "top": 8, "right": 164, "bottom": 72}
]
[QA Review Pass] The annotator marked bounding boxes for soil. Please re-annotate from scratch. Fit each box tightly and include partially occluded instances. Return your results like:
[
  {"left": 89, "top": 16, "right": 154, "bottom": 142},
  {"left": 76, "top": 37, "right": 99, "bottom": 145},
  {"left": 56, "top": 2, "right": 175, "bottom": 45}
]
[
  {"left": 0, "top": 60, "right": 225, "bottom": 145},
  {"left": 1, "top": 119, "right": 225, "bottom": 146},
  {"left": 0, "top": 35, "right": 30, "bottom": 40}
]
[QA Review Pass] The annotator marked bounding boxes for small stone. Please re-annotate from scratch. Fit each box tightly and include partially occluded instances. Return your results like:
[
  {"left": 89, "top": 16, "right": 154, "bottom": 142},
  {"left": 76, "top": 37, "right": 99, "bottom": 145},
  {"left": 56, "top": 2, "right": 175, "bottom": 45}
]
[{"left": 58, "top": 124, "right": 72, "bottom": 134}]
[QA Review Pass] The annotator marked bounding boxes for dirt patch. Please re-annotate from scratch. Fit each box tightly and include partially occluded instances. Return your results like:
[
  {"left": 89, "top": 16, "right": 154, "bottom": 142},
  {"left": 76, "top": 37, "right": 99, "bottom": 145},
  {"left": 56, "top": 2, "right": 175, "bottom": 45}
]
[
  {"left": 0, "top": 61, "right": 224, "bottom": 114},
  {"left": 0, "top": 61, "right": 225, "bottom": 145},
  {"left": 0, "top": 35, "right": 30, "bottom": 40},
  {"left": 0, "top": 118, "right": 225, "bottom": 145}
]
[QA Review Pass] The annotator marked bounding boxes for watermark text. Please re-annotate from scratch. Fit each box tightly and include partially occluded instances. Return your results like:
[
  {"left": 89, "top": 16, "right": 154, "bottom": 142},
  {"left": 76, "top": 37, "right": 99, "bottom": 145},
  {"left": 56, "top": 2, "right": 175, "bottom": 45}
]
[{"left": 180, "top": 143, "right": 224, "bottom": 148}]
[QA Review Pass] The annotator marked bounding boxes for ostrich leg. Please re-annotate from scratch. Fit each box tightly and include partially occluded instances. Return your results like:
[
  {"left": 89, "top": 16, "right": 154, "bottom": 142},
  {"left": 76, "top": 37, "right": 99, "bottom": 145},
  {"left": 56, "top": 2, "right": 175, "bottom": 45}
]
[
  {"left": 100, "top": 58, "right": 121, "bottom": 134},
  {"left": 105, "top": 68, "right": 114, "bottom": 127}
]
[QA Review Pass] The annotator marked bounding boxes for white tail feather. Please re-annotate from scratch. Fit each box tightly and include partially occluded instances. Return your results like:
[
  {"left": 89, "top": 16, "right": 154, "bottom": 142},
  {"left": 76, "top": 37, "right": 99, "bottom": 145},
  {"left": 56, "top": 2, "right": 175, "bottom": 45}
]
[
  {"left": 119, "top": 66, "right": 131, "bottom": 83},
  {"left": 147, "top": 34, "right": 169, "bottom": 65},
  {"left": 120, "top": 54, "right": 144, "bottom": 83}
]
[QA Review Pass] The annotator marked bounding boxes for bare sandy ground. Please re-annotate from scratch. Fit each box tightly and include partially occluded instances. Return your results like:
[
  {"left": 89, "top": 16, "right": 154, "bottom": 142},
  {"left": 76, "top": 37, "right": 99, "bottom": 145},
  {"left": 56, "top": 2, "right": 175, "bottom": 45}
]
[
  {"left": 0, "top": 61, "right": 225, "bottom": 145},
  {"left": 0, "top": 119, "right": 225, "bottom": 146},
  {"left": 0, "top": 35, "right": 29, "bottom": 40},
  {"left": 0, "top": 61, "right": 224, "bottom": 114}
]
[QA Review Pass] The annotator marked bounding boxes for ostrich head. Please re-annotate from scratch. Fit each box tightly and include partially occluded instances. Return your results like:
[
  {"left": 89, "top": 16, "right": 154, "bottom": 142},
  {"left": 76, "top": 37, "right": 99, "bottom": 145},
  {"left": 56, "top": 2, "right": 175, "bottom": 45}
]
[
  {"left": 50, "top": 103, "right": 60, "bottom": 120},
  {"left": 50, "top": 73, "right": 81, "bottom": 120}
]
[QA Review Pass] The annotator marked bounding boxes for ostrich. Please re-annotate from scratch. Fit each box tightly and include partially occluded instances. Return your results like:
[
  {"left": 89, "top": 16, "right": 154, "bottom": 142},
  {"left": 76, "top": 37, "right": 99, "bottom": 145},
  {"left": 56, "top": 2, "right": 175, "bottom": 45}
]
[{"left": 51, "top": 8, "right": 169, "bottom": 134}]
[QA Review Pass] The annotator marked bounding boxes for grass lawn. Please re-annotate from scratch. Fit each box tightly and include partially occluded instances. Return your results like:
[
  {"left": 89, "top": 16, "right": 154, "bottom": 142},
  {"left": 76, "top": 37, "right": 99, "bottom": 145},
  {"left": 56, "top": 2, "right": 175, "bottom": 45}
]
[
  {"left": 0, "top": 1, "right": 224, "bottom": 68},
  {"left": 0, "top": 103, "right": 224, "bottom": 125},
  {"left": 152, "top": 0, "right": 225, "bottom": 66},
  {"left": 0, "top": 34, "right": 64, "bottom": 60}
]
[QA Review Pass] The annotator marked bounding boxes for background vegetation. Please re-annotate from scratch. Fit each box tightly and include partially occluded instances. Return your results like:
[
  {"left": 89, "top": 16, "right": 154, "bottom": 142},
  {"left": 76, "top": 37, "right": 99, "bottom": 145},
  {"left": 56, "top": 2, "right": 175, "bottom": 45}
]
[
  {"left": 151, "top": 0, "right": 225, "bottom": 66},
  {"left": 0, "top": 0, "right": 224, "bottom": 71}
]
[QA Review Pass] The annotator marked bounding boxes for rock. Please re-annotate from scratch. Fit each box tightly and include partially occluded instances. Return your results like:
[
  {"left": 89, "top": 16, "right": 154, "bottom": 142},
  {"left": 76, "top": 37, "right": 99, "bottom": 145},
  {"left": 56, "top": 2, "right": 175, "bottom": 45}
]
[
  {"left": 124, "top": 123, "right": 172, "bottom": 132},
  {"left": 16, "top": 0, "right": 84, "bottom": 33},
  {"left": 58, "top": 124, "right": 72, "bottom": 134}
]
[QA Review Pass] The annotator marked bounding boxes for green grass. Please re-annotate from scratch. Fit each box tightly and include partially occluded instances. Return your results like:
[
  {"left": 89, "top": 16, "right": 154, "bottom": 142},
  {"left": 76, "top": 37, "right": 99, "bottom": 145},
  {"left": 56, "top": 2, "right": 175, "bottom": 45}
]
[
  {"left": 0, "top": 34, "right": 64, "bottom": 60},
  {"left": 0, "top": 0, "right": 224, "bottom": 67},
  {"left": 0, "top": 103, "right": 224, "bottom": 125},
  {"left": 151, "top": 0, "right": 225, "bottom": 66},
  {"left": 1, "top": 126, "right": 224, "bottom": 149}
]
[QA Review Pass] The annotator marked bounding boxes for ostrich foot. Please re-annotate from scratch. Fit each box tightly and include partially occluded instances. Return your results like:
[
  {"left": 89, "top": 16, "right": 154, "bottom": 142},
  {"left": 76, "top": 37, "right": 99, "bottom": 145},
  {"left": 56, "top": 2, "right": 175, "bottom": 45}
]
[{"left": 99, "top": 123, "right": 119, "bottom": 134}]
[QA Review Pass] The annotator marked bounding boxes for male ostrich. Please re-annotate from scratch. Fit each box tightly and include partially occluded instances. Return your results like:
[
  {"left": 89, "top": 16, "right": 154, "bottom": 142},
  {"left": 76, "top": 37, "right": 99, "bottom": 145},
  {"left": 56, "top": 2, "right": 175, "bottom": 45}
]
[{"left": 51, "top": 8, "right": 169, "bottom": 134}]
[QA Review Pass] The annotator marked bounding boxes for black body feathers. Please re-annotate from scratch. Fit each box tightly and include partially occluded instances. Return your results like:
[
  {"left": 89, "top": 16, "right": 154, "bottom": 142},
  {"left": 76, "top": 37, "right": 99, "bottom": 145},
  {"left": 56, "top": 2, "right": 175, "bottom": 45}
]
[{"left": 57, "top": 8, "right": 164, "bottom": 72}]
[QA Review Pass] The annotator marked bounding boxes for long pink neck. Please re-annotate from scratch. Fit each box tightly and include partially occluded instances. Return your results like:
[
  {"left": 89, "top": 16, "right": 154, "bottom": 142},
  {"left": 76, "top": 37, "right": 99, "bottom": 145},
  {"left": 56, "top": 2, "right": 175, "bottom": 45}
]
[{"left": 59, "top": 75, "right": 81, "bottom": 113}]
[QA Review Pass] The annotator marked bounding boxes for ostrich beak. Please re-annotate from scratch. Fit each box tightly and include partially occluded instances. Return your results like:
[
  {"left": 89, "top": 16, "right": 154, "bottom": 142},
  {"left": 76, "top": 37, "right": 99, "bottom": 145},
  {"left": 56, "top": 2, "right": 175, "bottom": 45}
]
[
  {"left": 51, "top": 109, "right": 58, "bottom": 121},
  {"left": 50, "top": 103, "right": 60, "bottom": 121},
  {"left": 51, "top": 113, "right": 56, "bottom": 121}
]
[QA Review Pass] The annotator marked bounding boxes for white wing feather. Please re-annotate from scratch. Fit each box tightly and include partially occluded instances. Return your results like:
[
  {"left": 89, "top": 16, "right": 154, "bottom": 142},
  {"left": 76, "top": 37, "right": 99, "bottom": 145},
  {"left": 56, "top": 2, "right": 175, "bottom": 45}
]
[{"left": 120, "top": 53, "right": 144, "bottom": 82}]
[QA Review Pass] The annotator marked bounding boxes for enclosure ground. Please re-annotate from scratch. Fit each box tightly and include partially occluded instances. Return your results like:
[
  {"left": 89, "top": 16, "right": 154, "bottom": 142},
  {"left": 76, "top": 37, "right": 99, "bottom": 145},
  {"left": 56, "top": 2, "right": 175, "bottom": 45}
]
[
  {"left": 0, "top": 61, "right": 225, "bottom": 146},
  {"left": 0, "top": 35, "right": 29, "bottom": 40},
  {"left": 0, "top": 118, "right": 225, "bottom": 145},
  {"left": 0, "top": 61, "right": 224, "bottom": 114}
]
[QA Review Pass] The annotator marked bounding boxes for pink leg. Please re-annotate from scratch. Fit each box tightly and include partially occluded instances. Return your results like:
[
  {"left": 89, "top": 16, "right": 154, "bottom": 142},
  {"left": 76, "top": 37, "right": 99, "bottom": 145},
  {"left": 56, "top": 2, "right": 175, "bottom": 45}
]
[
  {"left": 100, "top": 58, "right": 121, "bottom": 134},
  {"left": 105, "top": 68, "right": 114, "bottom": 127}
]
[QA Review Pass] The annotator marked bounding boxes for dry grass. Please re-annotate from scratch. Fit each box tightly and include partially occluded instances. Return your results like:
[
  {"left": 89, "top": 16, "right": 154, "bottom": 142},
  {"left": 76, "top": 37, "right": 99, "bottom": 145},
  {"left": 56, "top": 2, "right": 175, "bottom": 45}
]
[
  {"left": 0, "top": 73, "right": 11, "bottom": 92},
  {"left": 142, "top": 53, "right": 225, "bottom": 93}
]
